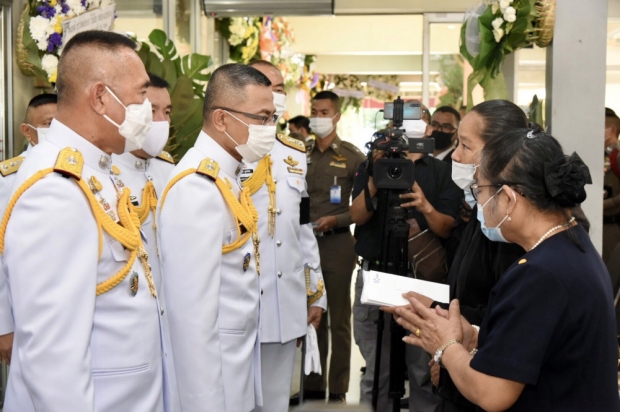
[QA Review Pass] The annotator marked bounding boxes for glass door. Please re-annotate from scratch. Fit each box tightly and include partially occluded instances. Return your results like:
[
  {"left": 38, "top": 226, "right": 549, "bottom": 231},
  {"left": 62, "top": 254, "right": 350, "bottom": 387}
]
[{"left": 423, "top": 13, "right": 465, "bottom": 111}]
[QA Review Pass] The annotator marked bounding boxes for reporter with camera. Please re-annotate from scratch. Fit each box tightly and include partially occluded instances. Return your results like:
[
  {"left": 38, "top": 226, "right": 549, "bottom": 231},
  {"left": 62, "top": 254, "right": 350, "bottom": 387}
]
[{"left": 350, "top": 120, "right": 462, "bottom": 412}]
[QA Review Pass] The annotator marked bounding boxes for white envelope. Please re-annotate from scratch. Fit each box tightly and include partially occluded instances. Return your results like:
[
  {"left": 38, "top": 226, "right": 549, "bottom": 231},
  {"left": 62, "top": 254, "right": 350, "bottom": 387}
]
[{"left": 360, "top": 270, "right": 449, "bottom": 307}]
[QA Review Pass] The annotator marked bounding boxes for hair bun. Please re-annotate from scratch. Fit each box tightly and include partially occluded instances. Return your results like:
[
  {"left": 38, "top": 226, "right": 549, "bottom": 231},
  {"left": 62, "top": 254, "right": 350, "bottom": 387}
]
[
  {"left": 543, "top": 152, "right": 592, "bottom": 207},
  {"left": 527, "top": 122, "right": 545, "bottom": 135}
]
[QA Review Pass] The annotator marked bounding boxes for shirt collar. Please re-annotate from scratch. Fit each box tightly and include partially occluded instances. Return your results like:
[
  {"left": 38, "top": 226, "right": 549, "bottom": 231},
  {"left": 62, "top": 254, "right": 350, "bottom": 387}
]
[
  {"left": 46, "top": 119, "right": 113, "bottom": 173},
  {"left": 328, "top": 135, "right": 342, "bottom": 156},
  {"left": 434, "top": 146, "right": 454, "bottom": 161},
  {"left": 113, "top": 152, "right": 150, "bottom": 172},
  {"left": 193, "top": 131, "right": 243, "bottom": 177}
]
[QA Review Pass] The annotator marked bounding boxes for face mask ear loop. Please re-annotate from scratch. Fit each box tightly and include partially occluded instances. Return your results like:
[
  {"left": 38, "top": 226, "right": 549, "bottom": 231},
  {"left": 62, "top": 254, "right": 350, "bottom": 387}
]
[
  {"left": 224, "top": 131, "right": 240, "bottom": 147},
  {"left": 103, "top": 115, "right": 121, "bottom": 128},
  {"left": 224, "top": 110, "right": 249, "bottom": 127},
  {"left": 105, "top": 86, "right": 127, "bottom": 109}
]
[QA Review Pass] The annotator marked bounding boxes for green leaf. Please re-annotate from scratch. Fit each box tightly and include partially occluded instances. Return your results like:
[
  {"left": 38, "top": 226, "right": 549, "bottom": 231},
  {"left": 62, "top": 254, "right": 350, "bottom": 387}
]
[
  {"left": 149, "top": 29, "right": 179, "bottom": 62},
  {"left": 481, "top": 71, "right": 508, "bottom": 100},
  {"left": 180, "top": 53, "right": 213, "bottom": 80},
  {"left": 161, "top": 59, "right": 178, "bottom": 91}
]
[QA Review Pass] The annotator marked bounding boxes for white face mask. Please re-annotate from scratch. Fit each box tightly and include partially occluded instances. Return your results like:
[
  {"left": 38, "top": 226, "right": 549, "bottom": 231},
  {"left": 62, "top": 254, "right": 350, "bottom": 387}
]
[
  {"left": 309, "top": 116, "right": 336, "bottom": 138},
  {"left": 451, "top": 160, "right": 478, "bottom": 191},
  {"left": 103, "top": 86, "right": 153, "bottom": 152},
  {"left": 273, "top": 92, "right": 287, "bottom": 119},
  {"left": 140, "top": 121, "right": 170, "bottom": 157},
  {"left": 402, "top": 119, "right": 428, "bottom": 138},
  {"left": 224, "top": 111, "right": 276, "bottom": 163},
  {"left": 27, "top": 124, "right": 49, "bottom": 145}
]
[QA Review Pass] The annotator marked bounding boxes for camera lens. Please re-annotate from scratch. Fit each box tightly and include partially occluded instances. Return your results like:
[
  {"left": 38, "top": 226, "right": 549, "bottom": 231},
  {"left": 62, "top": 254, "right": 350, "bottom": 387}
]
[{"left": 388, "top": 166, "right": 402, "bottom": 179}]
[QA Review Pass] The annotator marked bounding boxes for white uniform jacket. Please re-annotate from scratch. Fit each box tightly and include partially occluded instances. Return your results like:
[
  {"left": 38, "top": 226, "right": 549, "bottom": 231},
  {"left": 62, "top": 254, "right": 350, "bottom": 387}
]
[
  {"left": 111, "top": 151, "right": 180, "bottom": 410},
  {"left": 0, "top": 148, "right": 29, "bottom": 336},
  {"left": 158, "top": 131, "right": 262, "bottom": 412},
  {"left": 2, "top": 120, "right": 169, "bottom": 412},
  {"left": 246, "top": 137, "right": 327, "bottom": 344}
]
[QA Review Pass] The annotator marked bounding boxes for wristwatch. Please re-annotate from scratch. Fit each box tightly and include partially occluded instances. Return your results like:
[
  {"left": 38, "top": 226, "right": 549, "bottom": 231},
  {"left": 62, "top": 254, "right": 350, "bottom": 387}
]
[{"left": 434, "top": 338, "right": 461, "bottom": 368}]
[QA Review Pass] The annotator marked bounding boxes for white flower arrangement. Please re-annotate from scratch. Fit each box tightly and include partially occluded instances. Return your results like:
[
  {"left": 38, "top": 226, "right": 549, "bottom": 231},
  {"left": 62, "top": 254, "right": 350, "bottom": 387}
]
[
  {"left": 23, "top": 0, "right": 116, "bottom": 82},
  {"left": 487, "top": 0, "right": 522, "bottom": 43}
]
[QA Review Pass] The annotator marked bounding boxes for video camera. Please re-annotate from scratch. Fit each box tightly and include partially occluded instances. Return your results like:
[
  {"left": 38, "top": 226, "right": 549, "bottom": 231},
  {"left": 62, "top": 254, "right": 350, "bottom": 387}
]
[{"left": 369, "top": 97, "right": 434, "bottom": 190}]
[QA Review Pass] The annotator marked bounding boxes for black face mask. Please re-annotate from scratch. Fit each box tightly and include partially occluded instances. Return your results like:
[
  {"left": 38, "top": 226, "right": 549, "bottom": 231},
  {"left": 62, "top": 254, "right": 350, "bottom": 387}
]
[{"left": 430, "top": 130, "right": 455, "bottom": 151}]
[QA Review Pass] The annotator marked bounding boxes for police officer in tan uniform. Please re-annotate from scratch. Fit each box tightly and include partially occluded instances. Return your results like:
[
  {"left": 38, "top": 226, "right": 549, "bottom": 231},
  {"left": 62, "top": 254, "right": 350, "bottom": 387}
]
[{"left": 301, "top": 90, "right": 365, "bottom": 404}]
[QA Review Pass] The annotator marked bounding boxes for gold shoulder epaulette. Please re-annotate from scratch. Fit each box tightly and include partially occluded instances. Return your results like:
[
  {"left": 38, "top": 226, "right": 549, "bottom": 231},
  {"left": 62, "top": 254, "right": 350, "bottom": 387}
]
[
  {"left": 277, "top": 134, "right": 306, "bottom": 153},
  {"left": 54, "top": 147, "right": 84, "bottom": 180},
  {"left": 156, "top": 151, "right": 175, "bottom": 164},
  {"left": 0, "top": 156, "right": 25, "bottom": 177},
  {"left": 196, "top": 158, "right": 220, "bottom": 180}
]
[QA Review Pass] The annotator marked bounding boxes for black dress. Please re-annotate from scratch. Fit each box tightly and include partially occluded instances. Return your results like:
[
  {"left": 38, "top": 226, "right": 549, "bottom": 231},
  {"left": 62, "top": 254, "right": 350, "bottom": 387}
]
[
  {"left": 470, "top": 225, "right": 620, "bottom": 411},
  {"left": 435, "top": 207, "right": 525, "bottom": 410}
]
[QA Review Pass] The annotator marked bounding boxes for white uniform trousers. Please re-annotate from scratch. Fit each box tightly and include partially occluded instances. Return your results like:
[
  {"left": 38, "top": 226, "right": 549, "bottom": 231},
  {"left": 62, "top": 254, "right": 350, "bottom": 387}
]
[{"left": 252, "top": 339, "right": 296, "bottom": 412}]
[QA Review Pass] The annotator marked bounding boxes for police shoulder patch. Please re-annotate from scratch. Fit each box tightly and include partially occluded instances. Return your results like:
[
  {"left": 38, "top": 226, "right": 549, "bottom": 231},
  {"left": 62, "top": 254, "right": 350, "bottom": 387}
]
[
  {"left": 53, "top": 147, "right": 84, "bottom": 180},
  {"left": 277, "top": 134, "right": 306, "bottom": 153},
  {"left": 0, "top": 156, "right": 25, "bottom": 177},
  {"left": 156, "top": 151, "right": 175, "bottom": 164},
  {"left": 196, "top": 158, "right": 220, "bottom": 180}
]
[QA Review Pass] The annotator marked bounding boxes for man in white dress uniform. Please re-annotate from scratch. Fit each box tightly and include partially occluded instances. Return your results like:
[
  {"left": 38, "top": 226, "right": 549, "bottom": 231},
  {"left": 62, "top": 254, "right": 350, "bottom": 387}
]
[
  {"left": 246, "top": 60, "right": 327, "bottom": 412},
  {"left": 1, "top": 31, "right": 172, "bottom": 412},
  {"left": 0, "top": 93, "right": 58, "bottom": 365},
  {"left": 158, "top": 63, "right": 276, "bottom": 412}
]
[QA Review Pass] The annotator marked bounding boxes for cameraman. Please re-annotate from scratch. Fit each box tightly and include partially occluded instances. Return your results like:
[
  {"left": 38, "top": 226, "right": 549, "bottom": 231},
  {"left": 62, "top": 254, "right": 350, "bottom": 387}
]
[{"left": 350, "top": 119, "right": 462, "bottom": 412}]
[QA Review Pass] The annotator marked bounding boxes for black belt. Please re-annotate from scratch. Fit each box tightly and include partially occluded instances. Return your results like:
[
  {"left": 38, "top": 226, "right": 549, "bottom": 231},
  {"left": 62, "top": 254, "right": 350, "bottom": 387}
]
[
  {"left": 315, "top": 227, "right": 350, "bottom": 237},
  {"left": 604, "top": 214, "right": 620, "bottom": 225}
]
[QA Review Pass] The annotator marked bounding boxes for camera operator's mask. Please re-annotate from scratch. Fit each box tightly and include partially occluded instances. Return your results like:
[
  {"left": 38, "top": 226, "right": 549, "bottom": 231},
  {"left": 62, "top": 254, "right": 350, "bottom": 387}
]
[
  {"left": 310, "top": 116, "right": 337, "bottom": 138},
  {"left": 430, "top": 130, "right": 455, "bottom": 151},
  {"left": 402, "top": 120, "right": 427, "bottom": 138}
]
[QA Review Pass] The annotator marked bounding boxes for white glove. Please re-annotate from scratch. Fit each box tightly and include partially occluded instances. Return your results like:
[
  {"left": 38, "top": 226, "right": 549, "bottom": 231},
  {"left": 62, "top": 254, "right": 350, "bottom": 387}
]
[{"left": 304, "top": 324, "right": 322, "bottom": 375}]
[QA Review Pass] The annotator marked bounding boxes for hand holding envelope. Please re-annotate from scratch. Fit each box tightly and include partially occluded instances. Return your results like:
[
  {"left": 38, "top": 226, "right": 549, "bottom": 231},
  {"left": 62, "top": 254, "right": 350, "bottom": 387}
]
[{"left": 360, "top": 270, "right": 449, "bottom": 307}]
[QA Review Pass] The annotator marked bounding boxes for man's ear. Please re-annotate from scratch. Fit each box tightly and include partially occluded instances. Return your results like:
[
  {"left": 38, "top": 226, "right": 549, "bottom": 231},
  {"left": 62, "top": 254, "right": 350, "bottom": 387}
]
[
  {"left": 212, "top": 109, "right": 227, "bottom": 133},
  {"left": 90, "top": 82, "right": 108, "bottom": 115}
]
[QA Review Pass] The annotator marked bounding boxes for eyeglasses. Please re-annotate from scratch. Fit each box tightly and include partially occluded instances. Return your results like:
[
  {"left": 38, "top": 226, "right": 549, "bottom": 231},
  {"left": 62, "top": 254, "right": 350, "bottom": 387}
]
[
  {"left": 211, "top": 106, "right": 279, "bottom": 126},
  {"left": 430, "top": 121, "right": 457, "bottom": 133},
  {"left": 470, "top": 182, "right": 526, "bottom": 201}
]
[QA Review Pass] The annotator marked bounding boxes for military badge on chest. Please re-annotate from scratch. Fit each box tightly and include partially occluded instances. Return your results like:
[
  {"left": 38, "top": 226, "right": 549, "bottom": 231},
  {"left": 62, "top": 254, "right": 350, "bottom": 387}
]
[
  {"left": 88, "top": 175, "right": 117, "bottom": 221},
  {"left": 130, "top": 271, "right": 139, "bottom": 296},
  {"left": 243, "top": 252, "right": 251, "bottom": 272},
  {"left": 329, "top": 154, "right": 347, "bottom": 169},
  {"left": 110, "top": 165, "right": 125, "bottom": 188},
  {"left": 284, "top": 156, "right": 303, "bottom": 175}
]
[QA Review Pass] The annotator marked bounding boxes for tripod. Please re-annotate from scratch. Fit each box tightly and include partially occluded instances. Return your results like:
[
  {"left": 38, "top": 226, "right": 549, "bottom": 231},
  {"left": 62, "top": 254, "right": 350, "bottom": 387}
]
[{"left": 371, "top": 188, "right": 411, "bottom": 412}]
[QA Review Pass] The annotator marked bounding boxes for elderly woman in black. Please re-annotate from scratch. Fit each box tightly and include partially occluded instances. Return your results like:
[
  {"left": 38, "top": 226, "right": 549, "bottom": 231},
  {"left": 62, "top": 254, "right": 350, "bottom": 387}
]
[{"left": 393, "top": 130, "right": 620, "bottom": 411}]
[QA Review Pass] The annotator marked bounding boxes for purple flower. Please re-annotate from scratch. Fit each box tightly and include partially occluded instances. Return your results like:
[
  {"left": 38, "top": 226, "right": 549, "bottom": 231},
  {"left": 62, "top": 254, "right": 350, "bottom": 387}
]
[
  {"left": 37, "top": 4, "right": 56, "bottom": 19},
  {"left": 61, "top": 2, "right": 70, "bottom": 14},
  {"left": 81, "top": 0, "right": 88, "bottom": 8},
  {"left": 47, "top": 32, "right": 63, "bottom": 52}
]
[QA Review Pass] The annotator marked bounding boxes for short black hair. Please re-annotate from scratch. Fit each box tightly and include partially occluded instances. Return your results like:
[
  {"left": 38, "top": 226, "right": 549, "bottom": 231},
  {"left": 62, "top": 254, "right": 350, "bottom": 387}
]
[
  {"left": 28, "top": 93, "right": 57, "bottom": 109},
  {"left": 248, "top": 60, "right": 279, "bottom": 71},
  {"left": 288, "top": 115, "right": 310, "bottom": 133},
  {"left": 57, "top": 30, "right": 137, "bottom": 99},
  {"left": 606, "top": 107, "right": 617, "bottom": 118},
  {"left": 203, "top": 63, "right": 272, "bottom": 118},
  {"left": 433, "top": 106, "right": 461, "bottom": 123},
  {"left": 148, "top": 73, "right": 169, "bottom": 89},
  {"left": 313, "top": 91, "right": 341, "bottom": 112}
]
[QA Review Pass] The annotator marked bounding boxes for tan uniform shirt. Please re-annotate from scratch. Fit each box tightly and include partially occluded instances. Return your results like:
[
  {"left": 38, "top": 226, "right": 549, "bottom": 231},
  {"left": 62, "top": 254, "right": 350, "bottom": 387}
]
[
  {"left": 306, "top": 135, "right": 366, "bottom": 227},
  {"left": 604, "top": 164, "right": 620, "bottom": 217}
]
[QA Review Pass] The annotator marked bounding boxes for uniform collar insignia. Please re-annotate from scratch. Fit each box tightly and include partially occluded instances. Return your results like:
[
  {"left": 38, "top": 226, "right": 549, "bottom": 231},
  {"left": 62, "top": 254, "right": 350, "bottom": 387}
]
[{"left": 284, "top": 156, "right": 299, "bottom": 167}]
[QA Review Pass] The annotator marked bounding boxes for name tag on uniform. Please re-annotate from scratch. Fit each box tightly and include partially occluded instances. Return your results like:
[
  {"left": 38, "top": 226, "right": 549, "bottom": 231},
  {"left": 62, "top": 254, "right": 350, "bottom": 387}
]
[
  {"left": 287, "top": 166, "right": 304, "bottom": 175},
  {"left": 238, "top": 168, "right": 254, "bottom": 185},
  {"left": 330, "top": 174, "right": 341, "bottom": 204}
]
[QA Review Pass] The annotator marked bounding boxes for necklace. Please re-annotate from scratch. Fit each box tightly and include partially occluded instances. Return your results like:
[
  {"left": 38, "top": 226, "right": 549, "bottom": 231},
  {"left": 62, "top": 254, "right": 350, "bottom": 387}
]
[{"left": 530, "top": 217, "right": 576, "bottom": 251}]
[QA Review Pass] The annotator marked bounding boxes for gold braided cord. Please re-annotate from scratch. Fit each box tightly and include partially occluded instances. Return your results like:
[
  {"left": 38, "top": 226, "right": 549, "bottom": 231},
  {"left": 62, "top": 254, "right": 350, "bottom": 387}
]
[
  {"left": 159, "top": 168, "right": 196, "bottom": 212},
  {"left": 135, "top": 181, "right": 158, "bottom": 224},
  {"left": 160, "top": 167, "right": 259, "bottom": 255},
  {"left": 241, "top": 155, "right": 276, "bottom": 237},
  {"left": 0, "top": 167, "right": 142, "bottom": 295},
  {"left": 242, "top": 155, "right": 270, "bottom": 195},
  {"left": 0, "top": 168, "right": 55, "bottom": 254}
]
